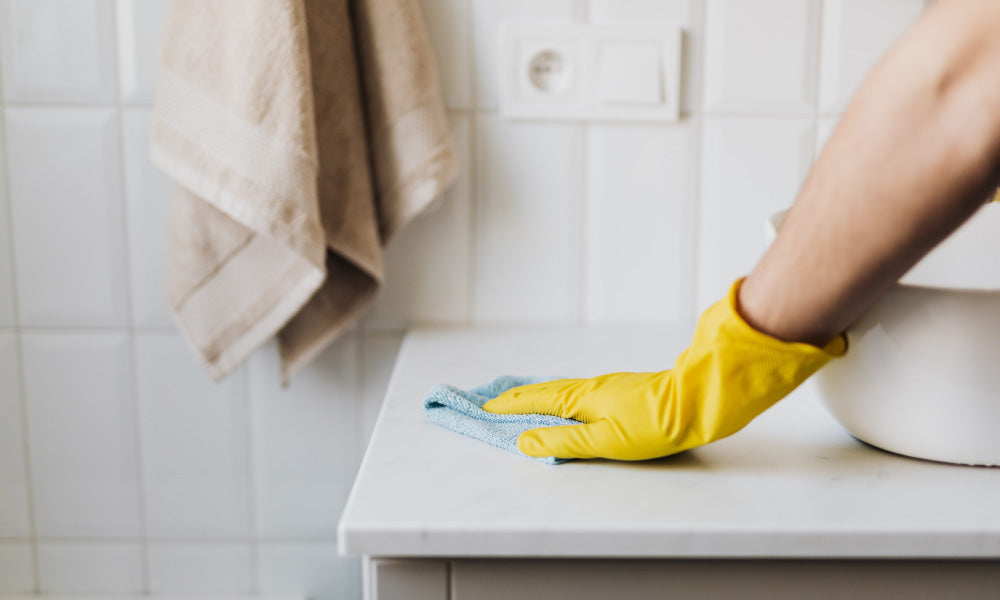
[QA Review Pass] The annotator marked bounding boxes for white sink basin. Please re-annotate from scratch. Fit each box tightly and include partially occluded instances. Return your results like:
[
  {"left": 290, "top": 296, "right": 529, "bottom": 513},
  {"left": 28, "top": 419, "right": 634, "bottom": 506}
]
[{"left": 767, "top": 205, "right": 1000, "bottom": 466}]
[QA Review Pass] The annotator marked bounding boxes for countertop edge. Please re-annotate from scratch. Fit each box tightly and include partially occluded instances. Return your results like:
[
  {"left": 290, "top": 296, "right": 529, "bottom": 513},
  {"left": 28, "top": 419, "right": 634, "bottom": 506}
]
[{"left": 338, "top": 527, "right": 1000, "bottom": 559}]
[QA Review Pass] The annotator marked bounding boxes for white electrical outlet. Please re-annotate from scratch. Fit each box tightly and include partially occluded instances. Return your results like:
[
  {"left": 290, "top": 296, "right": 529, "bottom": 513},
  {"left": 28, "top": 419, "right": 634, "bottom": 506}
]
[{"left": 500, "top": 22, "right": 682, "bottom": 122}]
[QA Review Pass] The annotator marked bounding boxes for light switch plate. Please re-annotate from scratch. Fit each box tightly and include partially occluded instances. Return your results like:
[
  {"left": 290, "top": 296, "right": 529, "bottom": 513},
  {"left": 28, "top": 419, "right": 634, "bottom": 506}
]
[
  {"left": 500, "top": 22, "right": 682, "bottom": 122},
  {"left": 598, "top": 41, "right": 663, "bottom": 105}
]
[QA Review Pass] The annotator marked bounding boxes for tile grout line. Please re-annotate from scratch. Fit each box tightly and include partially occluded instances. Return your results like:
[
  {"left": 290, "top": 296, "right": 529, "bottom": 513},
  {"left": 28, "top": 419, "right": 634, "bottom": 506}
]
[
  {"left": 466, "top": 0, "right": 478, "bottom": 325},
  {"left": 0, "top": 63, "right": 42, "bottom": 596},
  {"left": 356, "top": 298, "right": 367, "bottom": 464},
  {"left": 577, "top": 123, "right": 588, "bottom": 324},
  {"left": 0, "top": 536, "right": 340, "bottom": 544},
  {"left": 580, "top": 123, "right": 593, "bottom": 323},
  {"left": 689, "top": 0, "right": 710, "bottom": 316},
  {"left": 108, "top": 1, "right": 150, "bottom": 592},
  {"left": 15, "top": 325, "right": 176, "bottom": 332},
  {"left": 2, "top": 101, "right": 155, "bottom": 108},
  {"left": 359, "top": 326, "right": 409, "bottom": 337},
  {"left": 578, "top": 0, "right": 592, "bottom": 323},
  {"left": 348, "top": 328, "right": 366, "bottom": 585},
  {"left": 0, "top": 101, "right": 843, "bottom": 120},
  {"left": 243, "top": 360, "right": 261, "bottom": 594},
  {"left": 354, "top": 326, "right": 367, "bottom": 467},
  {"left": 810, "top": 0, "right": 826, "bottom": 168}
]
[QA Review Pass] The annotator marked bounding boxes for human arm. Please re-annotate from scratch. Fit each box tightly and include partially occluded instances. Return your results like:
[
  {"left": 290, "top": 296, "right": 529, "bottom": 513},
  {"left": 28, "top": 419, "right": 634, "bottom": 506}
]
[{"left": 740, "top": 0, "right": 1000, "bottom": 346}]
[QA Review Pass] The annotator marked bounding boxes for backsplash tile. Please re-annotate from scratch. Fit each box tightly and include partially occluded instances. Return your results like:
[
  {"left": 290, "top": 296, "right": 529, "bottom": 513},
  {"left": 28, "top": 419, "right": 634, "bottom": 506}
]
[
  {"left": 704, "top": 0, "right": 820, "bottom": 114},
  {"left": 22, "top": 332, "right": 141, "bottom": 538},
  {"left": 473, "top": 115, "right": 583, "bottom": 321},
  {"left": 249, "top": 336, "right": 359, "bottom": 539},
  {"left": 0, "top": 117, "right": 14, "bottom": 327},
  {"left": 819, "top": 0, "right": 924, "bottom": 114},
  {"left": 121, "top": 108, "right": 174, "bottom": 329},
  {"left": 37, "top": 542, "right": 142, "bottom": 593},
  {"left": 6, "top": 108, "right": 129, "bottom": 327},
  {"left": 0, "top": 0, "right": 118, "bottom": 103},
  {"left": 0, "top": 541, "right": 34, "bottom": 592},
  {"left": 136, "top": 333, "right": 251, "bottom": 539},
  {"left": 147, "top": 543, "right": 253, "bottom": 594},
  {"left": 115, "top": 0, "right": 165, "bottom": 103},
  {"left": 696, "top": 116, "right": 814, "bottom": 309},
  {"left": 585, "top": 121, "right": 698, "bottom": 322},
  {"left": 258, "top": 542, "right": 361, "bottom": 600},
  {"left": 0, "top": 333, "right": 30, "bottom": 538},
  {"left": 0, "top": 1, "right": 928, "bottom": 596}
]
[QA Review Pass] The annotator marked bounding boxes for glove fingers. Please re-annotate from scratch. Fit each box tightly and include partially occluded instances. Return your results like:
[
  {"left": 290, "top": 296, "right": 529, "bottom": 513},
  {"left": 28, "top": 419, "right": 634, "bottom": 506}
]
[
  {"left": 517, "top": 420, "right": 617, "bottom": 459},
  {"left": 481, "top": 381, "right": 575, "bottom": 417}
]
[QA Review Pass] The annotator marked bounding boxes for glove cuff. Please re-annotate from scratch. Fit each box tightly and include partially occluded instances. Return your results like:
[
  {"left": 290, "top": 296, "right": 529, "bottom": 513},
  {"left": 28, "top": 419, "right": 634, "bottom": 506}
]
[
  {"left": 671, "top": 276, "right": 849, "bottom": 447},
  {"left": 723, "top": 276, "right": 848, "bottom": 358}
]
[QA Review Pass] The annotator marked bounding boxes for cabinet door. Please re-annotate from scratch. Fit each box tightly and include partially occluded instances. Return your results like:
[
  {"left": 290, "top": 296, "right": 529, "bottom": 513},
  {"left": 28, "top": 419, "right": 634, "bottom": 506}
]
[
  {"left": 452, "top": 559, "right": 1000, "bottom": 600},
  {"left": 369, "top": 558, "right": 448, "bottom": 600}
]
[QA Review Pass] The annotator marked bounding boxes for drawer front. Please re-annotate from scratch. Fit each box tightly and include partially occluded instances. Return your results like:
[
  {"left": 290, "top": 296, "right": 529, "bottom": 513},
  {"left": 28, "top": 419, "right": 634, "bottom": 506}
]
[{"left": 452, "top": 559, "right": 1000, "bottom": 600}]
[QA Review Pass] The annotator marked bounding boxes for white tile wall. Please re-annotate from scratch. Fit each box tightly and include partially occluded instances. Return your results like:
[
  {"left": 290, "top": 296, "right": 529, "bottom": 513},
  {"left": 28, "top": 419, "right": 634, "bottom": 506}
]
[
  {"left": 697, "top": 116, "right": 814, "bottom": 309},
  {"left": 115, "top": 0, "right": 165, "bottom": 104},
  {"left": 0, "top": 334, "right": 29, "bottom": 538},
  {"left": 21, "top": 332, "right": 141, "bottom": 538},
  {"left": 0, "top": 0, "right": 118, "bottom": 103},
  {"left": 819, "top": 0, "right": 925, "bottom": 114},
  {"left": 37, "top": 542, "right": 142, "bottom": 593},
  {"left": 258, "top": 542, "right": 361, "bottom": 600},
  {"left": 474, "top": 115, "right": 583, "bottom": 321},
  {"left": 0, "top": 0, "right": 928, "bottom": 596},
  {"left": 704, "top": 0, "right": 821, "bottom": 114},
  {"left": 122, "top": 108, "right": 174, "bottom": 328},
  {"left": 6, "top": 107, "right": 129, "bottom": 327},
  {"left": 585, "top": 122, "right": 697, "bottom": 322},
  {"left": 0, "top": 541, "right": 34, "bottom": 592},
  {"left": 147, "top": 543, "right": 253, "bottom": 594},
  {"left": 136, "top": 333, "right": 251, "bottom": 539},
  {"left": 0, "top": 117, "right": 15, "bottom": 327},
  {"left": 249, "top": 337, "right": 359, "bottom": 539}
]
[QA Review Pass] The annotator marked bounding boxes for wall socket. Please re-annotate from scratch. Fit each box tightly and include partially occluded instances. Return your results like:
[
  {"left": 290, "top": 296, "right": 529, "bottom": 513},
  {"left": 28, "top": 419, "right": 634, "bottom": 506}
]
[{"left": 500, "top": 22, "right": 682, "bottom": 122}]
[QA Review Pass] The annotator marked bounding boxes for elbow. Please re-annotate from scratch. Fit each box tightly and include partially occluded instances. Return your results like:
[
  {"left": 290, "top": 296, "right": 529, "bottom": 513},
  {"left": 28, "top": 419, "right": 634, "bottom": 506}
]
[
  {"left": 933, "top": 73, "right": 1000, "bottom": 194},
  {"left": 918, "top": 3, "right": 1000, "bottom": 184}
]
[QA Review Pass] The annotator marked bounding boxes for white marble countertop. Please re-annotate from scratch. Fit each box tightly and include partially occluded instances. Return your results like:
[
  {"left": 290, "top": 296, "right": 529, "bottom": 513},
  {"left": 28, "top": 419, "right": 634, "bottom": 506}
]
[{"left": 338, "top": 324, "right": 1000, "bottom": 559}]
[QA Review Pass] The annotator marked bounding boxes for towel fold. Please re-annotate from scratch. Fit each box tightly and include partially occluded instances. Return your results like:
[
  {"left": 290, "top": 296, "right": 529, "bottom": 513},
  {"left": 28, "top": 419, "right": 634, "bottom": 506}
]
[
  {"left": 151, "top": 0, "right": 457, "bottom": 383},
  {"left": 423, "top": 375, "right": 581, "bottom": 465}
]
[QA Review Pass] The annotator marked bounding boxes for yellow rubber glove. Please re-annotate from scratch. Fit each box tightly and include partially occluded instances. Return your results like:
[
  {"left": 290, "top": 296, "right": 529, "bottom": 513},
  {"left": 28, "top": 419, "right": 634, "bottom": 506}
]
[{"left": 481, "top": 277, "right": 847, "bottom": 460}]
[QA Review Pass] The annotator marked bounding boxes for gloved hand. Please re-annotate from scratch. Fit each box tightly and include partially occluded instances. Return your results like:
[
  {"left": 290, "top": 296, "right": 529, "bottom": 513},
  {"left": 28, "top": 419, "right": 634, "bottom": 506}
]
[{"left": 481, "top": 277, "right": 847, "bottom": 460}]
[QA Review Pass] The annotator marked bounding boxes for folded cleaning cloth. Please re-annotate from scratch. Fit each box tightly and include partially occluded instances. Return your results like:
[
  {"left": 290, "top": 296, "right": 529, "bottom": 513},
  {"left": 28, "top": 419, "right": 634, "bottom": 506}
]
[
  {"left": 150, "top": 0, "right": 458, "bottom": 384},
  {"left": 424, "top": 375, "right": 582, "bottom": 465}
]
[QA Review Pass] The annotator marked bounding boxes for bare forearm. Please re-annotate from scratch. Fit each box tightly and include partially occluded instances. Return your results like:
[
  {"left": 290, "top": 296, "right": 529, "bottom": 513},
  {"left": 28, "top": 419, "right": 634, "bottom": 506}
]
[{"left": 739, "top": 0, "right": 1000, "bottom": 346}]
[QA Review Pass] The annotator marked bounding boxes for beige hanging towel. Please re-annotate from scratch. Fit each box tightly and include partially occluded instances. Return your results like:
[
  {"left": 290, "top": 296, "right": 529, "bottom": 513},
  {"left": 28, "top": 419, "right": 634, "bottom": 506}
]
[{"left": 150, "top": 0, "right": 458, "bottom": 384}]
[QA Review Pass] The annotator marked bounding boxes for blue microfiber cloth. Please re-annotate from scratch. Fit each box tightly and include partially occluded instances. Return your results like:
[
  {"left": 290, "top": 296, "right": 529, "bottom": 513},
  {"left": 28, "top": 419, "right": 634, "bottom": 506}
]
[{"left": 423, "top": 375, "right": 581, "bottom": 465}]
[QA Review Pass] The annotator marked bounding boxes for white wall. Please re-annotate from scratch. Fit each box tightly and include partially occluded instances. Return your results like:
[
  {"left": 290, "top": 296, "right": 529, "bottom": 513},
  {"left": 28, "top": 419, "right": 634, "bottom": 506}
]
[{"left": 0, "top": 0, "right": 926, "bottom": 596}]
